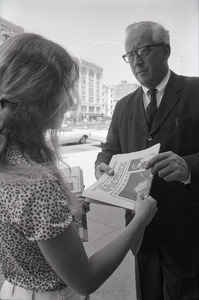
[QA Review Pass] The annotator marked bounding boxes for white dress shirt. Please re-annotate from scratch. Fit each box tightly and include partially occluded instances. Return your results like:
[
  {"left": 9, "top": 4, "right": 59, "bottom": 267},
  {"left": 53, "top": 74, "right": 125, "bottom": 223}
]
[{"left": 142, "top": 69, "right": 171, "bottom": 110}]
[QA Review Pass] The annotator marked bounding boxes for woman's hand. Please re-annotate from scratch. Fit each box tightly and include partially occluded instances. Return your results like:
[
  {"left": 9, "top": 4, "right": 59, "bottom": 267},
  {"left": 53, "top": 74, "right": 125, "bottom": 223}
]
[
  {"left": 71, "top": 194, "right": 90, "bottom": 220},
  {"left": 134, "top": 193, "right": 158, "bottom": 226}
]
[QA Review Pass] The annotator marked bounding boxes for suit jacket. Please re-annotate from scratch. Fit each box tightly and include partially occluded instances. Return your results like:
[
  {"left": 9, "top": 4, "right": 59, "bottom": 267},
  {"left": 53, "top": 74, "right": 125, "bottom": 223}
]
[{"left": 96, "top": 71, "right": 199, "bottom": 273}]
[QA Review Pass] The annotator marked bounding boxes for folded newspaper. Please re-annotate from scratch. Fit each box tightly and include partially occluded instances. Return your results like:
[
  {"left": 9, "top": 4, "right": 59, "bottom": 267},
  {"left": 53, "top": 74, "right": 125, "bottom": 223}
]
[
  {"left": 82, "top": 144, "right": 160, "bottom": 210},
  {"left": 60, "top": 166, "right": 88, "bottom": 242}
]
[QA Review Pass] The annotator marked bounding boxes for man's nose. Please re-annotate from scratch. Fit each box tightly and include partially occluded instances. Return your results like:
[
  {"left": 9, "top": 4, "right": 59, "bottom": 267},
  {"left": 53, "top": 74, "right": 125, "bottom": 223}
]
[{"left": 133, "top": 53, "right": 143, "bottom": 65}]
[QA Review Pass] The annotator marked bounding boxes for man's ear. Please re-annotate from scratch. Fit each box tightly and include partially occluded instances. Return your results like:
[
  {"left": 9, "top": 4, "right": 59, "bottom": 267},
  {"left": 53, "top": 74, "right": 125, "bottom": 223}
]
[{"left": 163, "top": 44, "right": 171, "bottom": 60}]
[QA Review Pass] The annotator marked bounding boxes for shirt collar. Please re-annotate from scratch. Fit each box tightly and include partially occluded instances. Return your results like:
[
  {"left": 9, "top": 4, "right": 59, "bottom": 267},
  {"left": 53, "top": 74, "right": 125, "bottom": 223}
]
[{"left": 142, "top": 69, "right": 171, "bottom": 95}]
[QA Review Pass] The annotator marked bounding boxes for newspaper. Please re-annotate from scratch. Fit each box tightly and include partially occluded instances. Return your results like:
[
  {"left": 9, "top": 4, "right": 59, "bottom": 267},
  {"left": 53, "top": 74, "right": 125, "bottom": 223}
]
[
  {"left": 60, "top": 166, "right": 88, "bottom": 242},
  {"left": 82, "top": 144, "right": 160, "bottom": 210},
  {"left": 61, "top": 166, "right": 84, "bottom": 195}
]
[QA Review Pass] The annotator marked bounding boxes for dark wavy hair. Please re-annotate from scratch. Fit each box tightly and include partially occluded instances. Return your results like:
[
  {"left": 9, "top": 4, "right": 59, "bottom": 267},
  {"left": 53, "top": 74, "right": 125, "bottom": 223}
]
[{"left": 0, "top": 33, "right": 79, "bottom": 167}]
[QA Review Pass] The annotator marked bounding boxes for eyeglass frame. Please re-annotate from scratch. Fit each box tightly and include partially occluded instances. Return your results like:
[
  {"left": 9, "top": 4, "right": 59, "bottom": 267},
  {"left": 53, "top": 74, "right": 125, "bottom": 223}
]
[{"left": 122, "top": 43, "right": 165, "bottom": 63}]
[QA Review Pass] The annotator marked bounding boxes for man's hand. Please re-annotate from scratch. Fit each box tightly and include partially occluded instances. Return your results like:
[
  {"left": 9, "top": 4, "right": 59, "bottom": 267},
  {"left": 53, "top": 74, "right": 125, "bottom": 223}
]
[
  {"left": 95, "top": 163, "right": 114, "bottom": 179},
  {"left": 145, "top": 151, "right": 189, "bottom": 182}
]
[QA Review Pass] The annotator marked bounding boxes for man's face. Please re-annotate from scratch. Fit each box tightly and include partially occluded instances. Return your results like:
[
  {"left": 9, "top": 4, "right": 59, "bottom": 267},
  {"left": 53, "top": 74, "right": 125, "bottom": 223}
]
[{"left": 125, "top": 28, "right": 169, "bottom": 88}]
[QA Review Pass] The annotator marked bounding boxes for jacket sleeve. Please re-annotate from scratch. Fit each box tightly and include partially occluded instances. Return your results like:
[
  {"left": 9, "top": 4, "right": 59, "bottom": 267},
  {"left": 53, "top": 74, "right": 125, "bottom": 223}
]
[
  {"left": 183, "top": 152, "right": 199, "bottom": 189},
  {"left": 95, "top": 101, "right": 122, "bottom": 168}
]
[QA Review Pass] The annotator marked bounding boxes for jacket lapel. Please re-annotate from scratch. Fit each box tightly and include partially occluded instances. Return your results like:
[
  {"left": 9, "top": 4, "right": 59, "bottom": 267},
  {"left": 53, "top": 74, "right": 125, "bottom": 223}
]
[{"left": 150, "top": 71, "right": 182, "bottom": 134}]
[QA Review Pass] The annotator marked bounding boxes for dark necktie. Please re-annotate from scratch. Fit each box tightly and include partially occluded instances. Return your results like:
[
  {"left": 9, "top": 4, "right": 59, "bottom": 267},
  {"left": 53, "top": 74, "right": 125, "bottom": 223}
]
[{"left": 146, "top": 88, "right": 157, "bottom": 128}]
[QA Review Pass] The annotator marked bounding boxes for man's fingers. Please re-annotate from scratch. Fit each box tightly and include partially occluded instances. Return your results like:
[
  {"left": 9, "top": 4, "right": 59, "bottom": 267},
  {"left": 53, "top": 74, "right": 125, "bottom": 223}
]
[
  {"left": 95, "top": 163, "right": 114, "bottom": 179},
  {"left": 146, "top": 152, "right": 171, "bottom": 169},
  {"left": 137, "top": 192, "right": 146, "bottom": 201},
  {"left": 151, "top": 161, "right": 172, "bottom": 176}
]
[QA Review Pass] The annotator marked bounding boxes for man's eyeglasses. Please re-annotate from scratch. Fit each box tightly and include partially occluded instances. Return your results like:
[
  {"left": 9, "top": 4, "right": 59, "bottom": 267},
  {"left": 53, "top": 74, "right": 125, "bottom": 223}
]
[{"left": 122, "top": 44, "right": 165, "bottom": 63}]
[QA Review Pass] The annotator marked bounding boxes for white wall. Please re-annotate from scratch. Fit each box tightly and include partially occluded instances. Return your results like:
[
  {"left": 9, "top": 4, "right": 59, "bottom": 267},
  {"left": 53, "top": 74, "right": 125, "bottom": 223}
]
[{"left": 167, "top": 0, "right": 198, "bottom": 76}]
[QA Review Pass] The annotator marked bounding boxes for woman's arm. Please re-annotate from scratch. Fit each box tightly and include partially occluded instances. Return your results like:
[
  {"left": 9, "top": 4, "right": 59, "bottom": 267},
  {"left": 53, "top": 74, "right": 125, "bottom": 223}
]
[{"left": 38, "top": 195, "right": 157, "bottom": 296}]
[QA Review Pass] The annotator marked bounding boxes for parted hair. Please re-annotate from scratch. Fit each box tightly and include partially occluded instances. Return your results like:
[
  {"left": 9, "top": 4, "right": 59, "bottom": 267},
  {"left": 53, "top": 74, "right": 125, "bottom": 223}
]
[{"left": 0, "top": 33, "right": 79, "bottom": 165}]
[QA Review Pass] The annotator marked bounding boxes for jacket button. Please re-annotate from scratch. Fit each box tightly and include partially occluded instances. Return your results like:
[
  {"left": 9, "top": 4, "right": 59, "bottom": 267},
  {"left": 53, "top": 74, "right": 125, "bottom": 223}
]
[{"left": 147, "top": 136, "right": 152, "bottom": 141}]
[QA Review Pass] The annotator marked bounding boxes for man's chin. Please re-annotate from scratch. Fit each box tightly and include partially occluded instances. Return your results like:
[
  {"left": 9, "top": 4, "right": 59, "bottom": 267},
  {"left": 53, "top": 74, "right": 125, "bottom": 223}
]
[{"left": 137, "top": 77, "right": 150, "bottom": 87}]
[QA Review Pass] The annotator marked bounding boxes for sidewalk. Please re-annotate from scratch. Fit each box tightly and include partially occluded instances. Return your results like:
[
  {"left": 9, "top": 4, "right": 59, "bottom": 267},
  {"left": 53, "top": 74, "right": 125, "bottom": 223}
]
[{"left": 84, "top": 205, "right": 136, "bottom": 300}]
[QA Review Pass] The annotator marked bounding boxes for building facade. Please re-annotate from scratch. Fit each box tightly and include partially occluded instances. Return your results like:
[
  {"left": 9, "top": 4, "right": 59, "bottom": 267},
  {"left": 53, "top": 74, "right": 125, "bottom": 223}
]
[
  {"left": 102, "top": 80, "right": 139, "bottom": 119},
  {"left": 66, "top": 58, "right": 103, "bottom": 123},
  {"left": 77, "top": 58, "right": 103, "bottom": 122},
  {"left": 0, "top": 17, "right": 24, "bottom": 45},
  {"left": 68, "top": 59, "right": 103, "bottom": 122}
]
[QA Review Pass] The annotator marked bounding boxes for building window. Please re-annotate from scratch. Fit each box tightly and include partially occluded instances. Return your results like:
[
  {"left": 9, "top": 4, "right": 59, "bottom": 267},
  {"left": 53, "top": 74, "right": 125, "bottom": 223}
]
[
  {"left": 89, "top": 96, "right": 94, "bottom": 103},
  {"left": 81, "top": 86, "right": 86, "bottom": 94},
  {"left": 89, "top": 69, "right": 94, "bottom": 78},
  {"left": 81, "top": 77, "right": 86, "bottom": 85},
  {"left": 81, "top": 67, "right": 87, "bottom": 75},
  {"left": 81, "top": 105, "right": 87, "bottom": 112},
  {"left": 89, "top": 106, "right": 94, "bottom": 113},
  {"left": 89, "top": 78, "right": 94, "bottom": 86},
  {"left": 96, "top": 107, "right": 100, "bottom": 113},
  {"left": 81, "top": 95, "right": 86, "bottom": 102},
  {"left": 96, "top": 72, "right": 101, "bottom": 80},
  {"left": 89, "top": 88, "right": 94, "bottom": 96},
  {"left": 96, "top": 89, "right": 100, "bottom": 97}
]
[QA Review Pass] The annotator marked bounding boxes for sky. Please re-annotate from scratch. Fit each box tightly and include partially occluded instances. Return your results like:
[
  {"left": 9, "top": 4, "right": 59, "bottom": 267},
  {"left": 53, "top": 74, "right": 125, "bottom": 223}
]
[{"left": 0, "top": 0, "right": 198, "bottom": 85}]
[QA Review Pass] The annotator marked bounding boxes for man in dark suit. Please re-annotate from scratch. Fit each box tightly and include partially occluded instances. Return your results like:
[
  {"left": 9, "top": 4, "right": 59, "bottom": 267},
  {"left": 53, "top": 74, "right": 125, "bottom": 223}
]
[{"left": 95, "top": 21, "right": 199, "bottom": 300}]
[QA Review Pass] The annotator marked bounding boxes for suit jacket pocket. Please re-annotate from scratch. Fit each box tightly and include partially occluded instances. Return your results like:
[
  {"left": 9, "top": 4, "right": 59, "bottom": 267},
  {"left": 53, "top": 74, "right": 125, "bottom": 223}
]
[{"left": 175, "top": 115, "right": 194, "bottom": 126}]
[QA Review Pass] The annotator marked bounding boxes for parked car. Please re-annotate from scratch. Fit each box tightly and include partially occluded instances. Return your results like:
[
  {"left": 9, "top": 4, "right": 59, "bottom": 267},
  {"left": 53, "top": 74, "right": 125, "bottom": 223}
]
[
  {"left": 46, "top": 127, "right": 90, "bottom": 145},
  {"left": 88, "top": 127, "right": 108, "bottom": 145},
  {"left": 57, "top": 127, "right": 90, "bottom": 145}
]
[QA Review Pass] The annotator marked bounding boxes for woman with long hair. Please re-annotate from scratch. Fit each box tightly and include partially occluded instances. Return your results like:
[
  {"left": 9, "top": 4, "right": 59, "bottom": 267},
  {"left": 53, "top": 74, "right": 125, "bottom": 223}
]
[{"left": 0, "top": 33, "right": 157, "bottom": 300}]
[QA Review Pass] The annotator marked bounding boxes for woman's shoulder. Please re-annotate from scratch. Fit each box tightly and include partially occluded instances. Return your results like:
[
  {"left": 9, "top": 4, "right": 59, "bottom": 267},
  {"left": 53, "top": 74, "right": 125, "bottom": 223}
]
[
  {"left": 10, "top": 172, "right": 72, "bottom": 241},
  {"left": 5, "top": 142, "right": 29, "bottom": 165}
]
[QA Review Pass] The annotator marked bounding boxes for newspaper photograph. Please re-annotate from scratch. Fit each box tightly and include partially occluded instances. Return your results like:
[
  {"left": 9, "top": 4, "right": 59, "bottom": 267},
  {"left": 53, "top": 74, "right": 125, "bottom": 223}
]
[
  {"left": 60, "top": 166, "right": 84, "bottom": 195},
  {"left": 83, "top": 143, "right": 160, "bottom": 210}
]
